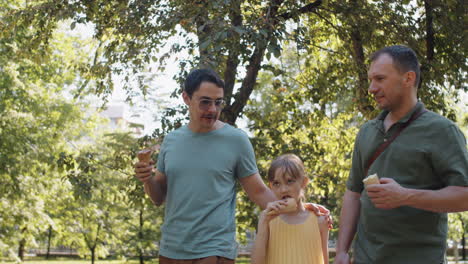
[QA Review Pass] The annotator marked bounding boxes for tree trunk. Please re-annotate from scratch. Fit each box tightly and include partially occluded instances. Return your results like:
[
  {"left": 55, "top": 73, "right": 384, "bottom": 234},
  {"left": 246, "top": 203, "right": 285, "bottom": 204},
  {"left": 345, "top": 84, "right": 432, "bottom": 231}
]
[
  {"left": 90, "top": 223, "right": 102, "bottom": 264},
  {"left": 420, "top": 0, "right": 435, "bottom": 90},
  {"left": 348, "top": 0, "right": 373, "bottom": 118},
  {"left": 223, "top": 0, "right": 242, "bottom": 105},
  {"left": 18, "top": 239, "right": 25, "bottom": 261},
  {"left": 195, "top": 2, "right": 215, "bottom": 69},
  {"left": 91, "top": 247, "right": 95, "bottom": 264},
  {"left": 221, "top": 0, "right": 323, "bottom": 125},
  {"left": 424, "top": 0, "right": 435, "bottom": 62},
  {"left": 18, "top": 227, "right": 27, "bottom": 261},
  {"left": 139, "top": 208, "right": 144, "bottom": 264},
  {"left": 350, "top": 28, "right": 373, "bottom": 118},
  {"left": 222, "top": 0, "right": 282, "bottom": 125},
  {"left": 46, "top": 225, "right": 53, "bottom": 259},
  {"left": 462, "top": 229, "right": 466, "bottom": 260},
  {"left": 223, "top": 41, "right": 269, "bottom": 125}
]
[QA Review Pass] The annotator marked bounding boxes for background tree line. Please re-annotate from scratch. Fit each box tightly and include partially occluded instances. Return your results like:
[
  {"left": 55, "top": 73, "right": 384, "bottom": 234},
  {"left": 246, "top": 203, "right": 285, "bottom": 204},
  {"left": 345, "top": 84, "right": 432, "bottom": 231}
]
[{"left": 1, "top": 0, "right": 466, "bottom": 263}]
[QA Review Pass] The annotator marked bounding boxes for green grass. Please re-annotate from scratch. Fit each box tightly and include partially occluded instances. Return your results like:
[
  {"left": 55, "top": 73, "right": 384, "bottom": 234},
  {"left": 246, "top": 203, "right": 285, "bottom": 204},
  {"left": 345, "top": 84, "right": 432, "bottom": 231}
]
[
  {"left": 235, "top": 257, "right": 250, "bottom": 264},
  {"left": 1, "top": 260, "right": 154, "bottom": 264},
  {"left": 0, "top": 257, "right": 252, "bottom": 264},
  {"left": 0, "top": 257, "right": 157, "bottom": 264}
]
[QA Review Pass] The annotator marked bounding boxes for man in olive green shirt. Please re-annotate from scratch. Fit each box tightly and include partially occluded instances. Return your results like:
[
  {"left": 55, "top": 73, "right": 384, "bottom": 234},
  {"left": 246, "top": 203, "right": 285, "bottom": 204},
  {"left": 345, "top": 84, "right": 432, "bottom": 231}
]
[{"left": 334, "top": 45, "right": 468, "bottom": 264}]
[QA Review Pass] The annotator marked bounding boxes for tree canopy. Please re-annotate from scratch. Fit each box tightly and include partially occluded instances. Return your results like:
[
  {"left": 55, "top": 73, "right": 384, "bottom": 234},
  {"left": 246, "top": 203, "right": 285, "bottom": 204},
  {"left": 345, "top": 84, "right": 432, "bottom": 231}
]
[
  {"left": 4, "top": 0, "right": 466, "bottom": 120},
  {"left": 1, "top": 0, "right": 466, "bottom": 261}
]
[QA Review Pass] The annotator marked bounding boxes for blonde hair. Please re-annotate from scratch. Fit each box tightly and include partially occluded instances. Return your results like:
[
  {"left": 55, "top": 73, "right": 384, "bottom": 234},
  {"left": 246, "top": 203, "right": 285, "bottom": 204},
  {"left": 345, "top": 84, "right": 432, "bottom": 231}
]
[
  {"left": 267, "top": 154, "right": 306, "bottom": 182},
  {"left": 267, "top": 154, "right": 308, "bottom": 200}
]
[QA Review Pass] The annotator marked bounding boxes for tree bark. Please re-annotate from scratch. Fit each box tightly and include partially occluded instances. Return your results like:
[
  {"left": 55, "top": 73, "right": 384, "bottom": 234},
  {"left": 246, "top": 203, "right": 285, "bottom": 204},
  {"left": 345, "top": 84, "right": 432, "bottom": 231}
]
[
  {"left": 139, "top": 208, "right": 144, "bottom": 264},
  {"left": 18, "top": 240, "right": 25, "bottom": 261},
  {"left": 195, "top": 2, "right": 215, "bottom": 69},
  {"left": 46, "top": 225, "right": 53, "bottom": 259},
  {"left": 462, "top": 235, "right": 466, "bottom": 260},
  {"left": 223, "top": 0, "right": 242, "bottom": 105},
  {"left": 350, "top": 28, "right": 373, "bottom": 118},
  {"left": 347, "top": 0, "right": 374, "bottom": 118},
  {"left": 91, "top": 247, "right": 95, "bottom": 264},
  {"left": 222, "top": 0, "right": 323, "bottom": 124},
  {"left": 424, "top": 0, "right": 434, "bottom": 62},
  {"left": 279, "top": 0, "right": 323, "bottom": 20},
  {"left": 223, "top": 41, "right": 269, "bottom": 125},
  {"left": 421, "top": 0, "right": 435, "bottom": 90},
  {"left": 83, "top": 218, "right": 101, "bottom": 264},
  {"left": 462, "top": 217, "right": 466, "bottom": 260},
  {"left": 18, "top": 227, "right": 27, "bottom": 261}
]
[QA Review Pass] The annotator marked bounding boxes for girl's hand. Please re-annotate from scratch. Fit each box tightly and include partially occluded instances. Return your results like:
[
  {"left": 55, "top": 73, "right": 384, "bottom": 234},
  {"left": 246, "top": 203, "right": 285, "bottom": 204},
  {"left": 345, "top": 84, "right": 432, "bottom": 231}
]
[{"left": 259, "top": 200, "right": 288, "bottom": 224}]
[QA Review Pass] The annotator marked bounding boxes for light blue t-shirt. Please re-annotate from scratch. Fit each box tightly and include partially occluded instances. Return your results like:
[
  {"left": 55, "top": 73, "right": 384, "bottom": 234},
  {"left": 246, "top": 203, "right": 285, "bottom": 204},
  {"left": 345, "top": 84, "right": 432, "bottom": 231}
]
[{"left": 156, "top": 123, "right": 258, "bottom": 259}]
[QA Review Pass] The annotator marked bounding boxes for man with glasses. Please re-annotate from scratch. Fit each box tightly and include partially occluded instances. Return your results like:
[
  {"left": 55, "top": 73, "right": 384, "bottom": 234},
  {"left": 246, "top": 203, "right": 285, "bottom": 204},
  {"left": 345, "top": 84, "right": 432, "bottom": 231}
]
[{"left": 134, "top": 69, "right": 328, "bottom": 264}]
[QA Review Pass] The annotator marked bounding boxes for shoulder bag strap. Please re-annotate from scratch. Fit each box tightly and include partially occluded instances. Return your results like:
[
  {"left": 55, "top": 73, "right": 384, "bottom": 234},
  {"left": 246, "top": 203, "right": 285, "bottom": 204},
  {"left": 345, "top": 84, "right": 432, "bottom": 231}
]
[{"left": 364, "top": 108, "right": 428, "bottom": 177}]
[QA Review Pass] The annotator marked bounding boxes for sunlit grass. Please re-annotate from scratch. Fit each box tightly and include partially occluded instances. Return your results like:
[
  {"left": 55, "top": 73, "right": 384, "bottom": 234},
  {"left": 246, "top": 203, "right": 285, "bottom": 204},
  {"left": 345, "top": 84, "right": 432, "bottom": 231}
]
[
  {"left": 0, "top": 258, "right": 157, "bottom": 264},
  {"left": 0, "top": 257, "right": 252, "bottom": 264}
]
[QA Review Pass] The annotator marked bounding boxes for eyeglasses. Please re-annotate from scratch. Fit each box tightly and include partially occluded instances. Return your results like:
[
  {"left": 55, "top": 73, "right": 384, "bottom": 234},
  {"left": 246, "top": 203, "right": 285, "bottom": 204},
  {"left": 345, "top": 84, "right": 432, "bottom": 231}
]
[{"left": 197, "top": 98, "right": 226, "bottom": 111}]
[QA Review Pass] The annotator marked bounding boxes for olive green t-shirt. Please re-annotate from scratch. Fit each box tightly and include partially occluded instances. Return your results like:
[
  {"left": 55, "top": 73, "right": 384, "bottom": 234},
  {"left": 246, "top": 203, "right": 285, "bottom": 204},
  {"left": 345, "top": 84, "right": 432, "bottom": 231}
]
[{"left": 347, "top": 102, "right": 468, "bottom": 264}]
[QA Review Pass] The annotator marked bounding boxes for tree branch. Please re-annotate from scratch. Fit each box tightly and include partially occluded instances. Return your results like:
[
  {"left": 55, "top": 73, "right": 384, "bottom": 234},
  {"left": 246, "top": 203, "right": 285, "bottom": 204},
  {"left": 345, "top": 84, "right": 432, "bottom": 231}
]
[
  {"left": 424, "top": 0, "right": 435, "bottom": 62},
  {"left": 195, "top": 2, "right": 214, "bottom": 68},
  {"left": 348, "top": 0, "right": 373, "bottom": 117},
  {"left": 311, "top": 9, "right": 341, "bottom": 33},
  {"left": 75, "top": 40, "right": 104, "bottom": 99},
  {"left": 222, "top": 0, "right": 324, "bottom": 124},
  {"left": 420, "top": 0, "right": 435, "bottom": 90},
  {"left": 223, "top": 0, "right": 242, "bottom": 105},
  {"left": 222, "top": 0, "right": 286, "bottom": 124},
  {"left": 279, "top": 0, "right": 323, "bottom": 20}
]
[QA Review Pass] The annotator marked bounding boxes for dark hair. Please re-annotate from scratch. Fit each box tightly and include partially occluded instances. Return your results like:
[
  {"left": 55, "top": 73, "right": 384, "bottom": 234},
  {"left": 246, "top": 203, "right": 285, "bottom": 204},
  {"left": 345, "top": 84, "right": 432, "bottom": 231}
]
[
  {"left": 370, "top": 45, "right": 421, "bottom": 88},
  {"left": 267, "top": 154, "right": 306, "bottom": 182},
  {"left": 184, "top": 68, "right": 225, "bottom": 97}
]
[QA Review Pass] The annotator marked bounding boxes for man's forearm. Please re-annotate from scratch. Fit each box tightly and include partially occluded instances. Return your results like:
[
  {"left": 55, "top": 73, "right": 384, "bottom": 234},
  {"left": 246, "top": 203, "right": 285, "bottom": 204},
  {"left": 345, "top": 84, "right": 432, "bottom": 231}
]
[
  {"left": 336, "top": 190, "right": 361, "bottom": 254},
  {"left": 144, "top": 176, "right": 167, "bottom": 206},
  {"left": 405, "top": 186, "right": 468, "bottom": 212},
  {"left": 239, "top": 173, "right": 277, "bottom": 209},
  {"left": 253, "top": 188, "right": 277, "bottom": 209}
]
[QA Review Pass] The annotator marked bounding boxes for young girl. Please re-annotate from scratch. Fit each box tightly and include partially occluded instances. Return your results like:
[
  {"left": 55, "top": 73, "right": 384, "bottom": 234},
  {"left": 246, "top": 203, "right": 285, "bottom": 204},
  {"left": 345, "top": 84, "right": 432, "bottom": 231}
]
[{"left": 251, "top": 154, "right": 329, "bottom": 264}]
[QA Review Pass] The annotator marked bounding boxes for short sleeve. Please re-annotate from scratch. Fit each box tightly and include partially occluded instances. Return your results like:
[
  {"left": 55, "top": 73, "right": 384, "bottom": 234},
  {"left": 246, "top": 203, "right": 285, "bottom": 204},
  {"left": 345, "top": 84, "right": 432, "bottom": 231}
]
[
  {"left": 347, "top": 129, "right": 365, "bottom": 193},
  {"left": 432, "top": 124, "right": 468, "bottom": 187},
  {"left": 156, "top": 138, "right": 167, "bottom": 174},
  {"left": 235, "top": 132, "right": 259, "bottom": 179}
]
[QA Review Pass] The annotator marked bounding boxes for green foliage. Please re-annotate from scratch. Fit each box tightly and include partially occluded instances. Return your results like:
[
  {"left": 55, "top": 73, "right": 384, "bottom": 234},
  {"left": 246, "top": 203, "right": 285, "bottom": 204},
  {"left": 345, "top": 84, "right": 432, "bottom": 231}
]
[
  {"left": 1, "top": 2, "right": 162, "bottom": 260},
  {"left": 1, "top": 0, "right": 466, "bottom": 258},
  {"left": 4, "top": 0, "right": 465, "bottom": 120},
  {"left": 448, "top": 212, "right": 468, "bottom": 241},
  {"left": 0, "top": 3, "right": 95, "bottom": 259},
  {"left": 59, "top": 132, "right": 163, "bottom": 262}
]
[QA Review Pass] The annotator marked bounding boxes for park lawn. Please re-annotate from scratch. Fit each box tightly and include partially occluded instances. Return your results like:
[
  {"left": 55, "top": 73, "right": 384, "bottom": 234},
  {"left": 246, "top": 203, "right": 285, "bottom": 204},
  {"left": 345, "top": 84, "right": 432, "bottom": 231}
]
[
  {"left": 0, "top": 257, "right": 252, "bottom": 264},
  {"left": 1, "top": 261, "right": 147, "bottom": 264}
]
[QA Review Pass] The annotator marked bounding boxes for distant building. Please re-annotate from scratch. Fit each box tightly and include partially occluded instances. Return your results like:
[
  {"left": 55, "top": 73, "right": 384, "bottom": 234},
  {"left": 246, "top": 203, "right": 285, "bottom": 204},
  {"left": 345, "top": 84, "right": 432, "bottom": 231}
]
[{"left": 100, "top": 104, "right": 144, "bottom": 136}]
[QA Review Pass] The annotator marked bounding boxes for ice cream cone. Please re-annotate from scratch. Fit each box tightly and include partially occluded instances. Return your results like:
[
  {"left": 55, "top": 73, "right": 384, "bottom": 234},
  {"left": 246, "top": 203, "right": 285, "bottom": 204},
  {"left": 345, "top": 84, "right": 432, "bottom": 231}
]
[
  {"left": 363, "top": 173, "right": 380, "bottom": 187},
  {"left": 267, "top": 198, "right": 297, "bottom": 215},
  {"left": 137, "top": 149, "right": 152, "bottom": 163}
]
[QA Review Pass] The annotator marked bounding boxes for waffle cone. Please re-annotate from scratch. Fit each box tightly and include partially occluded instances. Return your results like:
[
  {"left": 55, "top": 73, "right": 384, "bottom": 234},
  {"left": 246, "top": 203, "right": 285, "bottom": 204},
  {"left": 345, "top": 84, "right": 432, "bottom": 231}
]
[
  {"left": 137, "top": 149, "right": 152, "bottom": 163},
  {"left": 363, "top": 173, "right": 380, "bottom": 186},
  {"left": 267, "top": 198, "right": 297, "bottom": 215}
]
